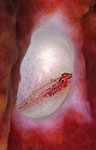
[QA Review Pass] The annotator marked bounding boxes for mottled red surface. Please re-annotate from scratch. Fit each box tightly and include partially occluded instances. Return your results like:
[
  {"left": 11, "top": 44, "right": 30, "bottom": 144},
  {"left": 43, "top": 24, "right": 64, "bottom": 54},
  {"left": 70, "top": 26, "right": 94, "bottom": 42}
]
[
  {"left": 82, "top": 11, "right": 96, "bottom": 118},
  {"left": 0, "top": 0, "right": 96, "bottom": 150}
]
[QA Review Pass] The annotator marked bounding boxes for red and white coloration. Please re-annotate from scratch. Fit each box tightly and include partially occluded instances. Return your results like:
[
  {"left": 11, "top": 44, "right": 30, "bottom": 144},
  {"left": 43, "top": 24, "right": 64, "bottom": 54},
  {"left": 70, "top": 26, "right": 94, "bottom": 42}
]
[
  {"left": 3, "top": 0, "right": 96, "bottom": 150},
  {"left": 18, "top": 73, "right": 72, "bottom": 111}
]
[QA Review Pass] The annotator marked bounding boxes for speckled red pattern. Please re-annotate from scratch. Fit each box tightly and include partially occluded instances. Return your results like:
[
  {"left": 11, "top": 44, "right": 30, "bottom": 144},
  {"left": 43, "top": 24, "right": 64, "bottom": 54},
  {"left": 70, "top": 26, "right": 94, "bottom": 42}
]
[
  {"left": 7, "top": 0, "right": 96, "bottom": 150},
  {"left": 8, "top": 110, "right": 96, "bottom": 150}
]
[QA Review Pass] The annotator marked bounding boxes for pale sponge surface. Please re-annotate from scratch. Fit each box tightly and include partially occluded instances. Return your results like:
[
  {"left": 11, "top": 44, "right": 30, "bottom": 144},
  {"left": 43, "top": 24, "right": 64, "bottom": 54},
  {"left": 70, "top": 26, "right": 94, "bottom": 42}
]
[{"left": 16, "top": 17, "right": 74, "bottom": 118}]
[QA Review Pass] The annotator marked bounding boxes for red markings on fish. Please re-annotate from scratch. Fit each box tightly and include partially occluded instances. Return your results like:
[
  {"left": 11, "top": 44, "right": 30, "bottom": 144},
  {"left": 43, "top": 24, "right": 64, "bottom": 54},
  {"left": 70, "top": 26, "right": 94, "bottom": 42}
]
[{"left": 18, "top": 73, "right": 72, "bottom": 111}]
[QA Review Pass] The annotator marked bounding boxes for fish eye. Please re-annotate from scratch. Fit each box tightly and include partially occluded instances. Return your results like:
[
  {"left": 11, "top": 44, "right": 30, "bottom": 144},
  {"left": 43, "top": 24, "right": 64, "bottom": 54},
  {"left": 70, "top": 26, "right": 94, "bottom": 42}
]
[
  {"left": 16, "top": 16, "right": 74, "bottom": 119},
  {"left": 61, "top": 78, "right": 65, "bottom": 82},
  {"left": 59, "top": 77, "right": 66, "bottom": 83}
]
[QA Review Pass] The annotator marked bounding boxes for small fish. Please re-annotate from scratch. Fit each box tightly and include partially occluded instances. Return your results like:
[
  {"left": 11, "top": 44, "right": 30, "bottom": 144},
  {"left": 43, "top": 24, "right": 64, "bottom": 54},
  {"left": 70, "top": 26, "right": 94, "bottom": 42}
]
[{"left": 17, "top": 73, "right": 72, "bottom": 111}]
